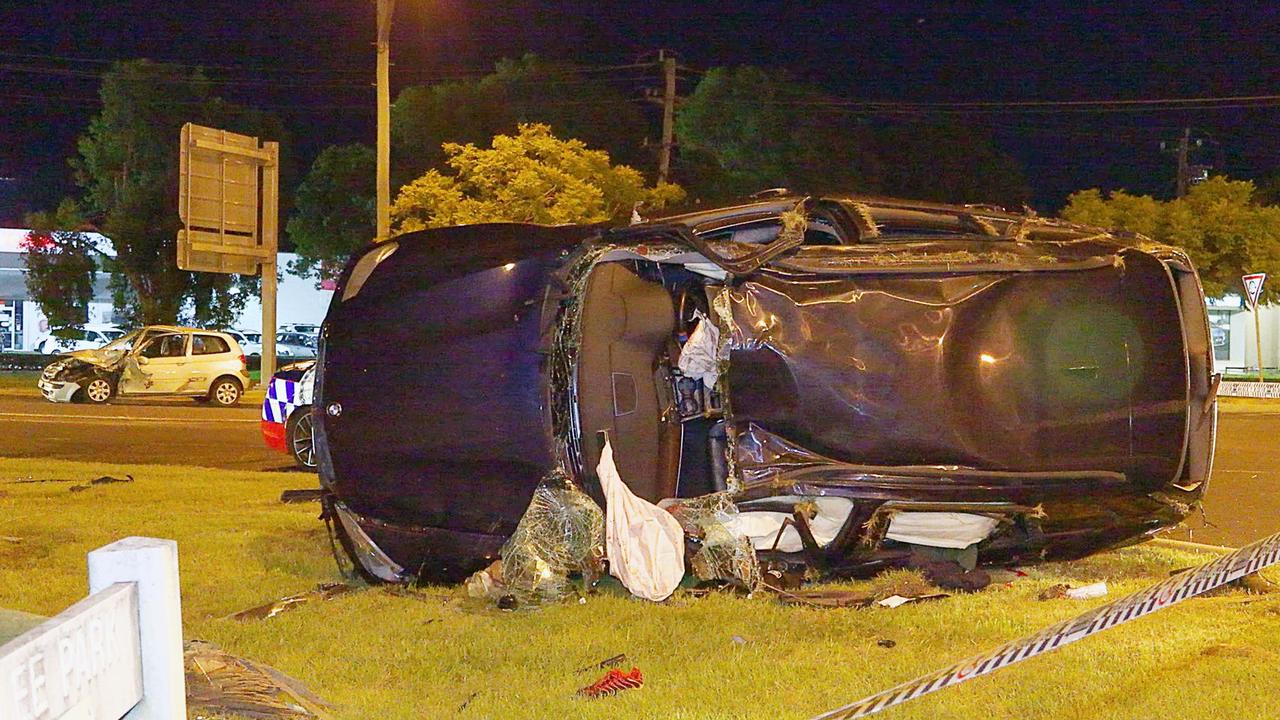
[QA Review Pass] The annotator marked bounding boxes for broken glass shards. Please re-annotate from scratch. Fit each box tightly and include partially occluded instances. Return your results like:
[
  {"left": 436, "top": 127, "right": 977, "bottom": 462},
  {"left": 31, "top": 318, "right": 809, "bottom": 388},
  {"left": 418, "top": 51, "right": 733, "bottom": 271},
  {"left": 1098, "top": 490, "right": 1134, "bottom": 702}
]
[
  {"left": 662, "top": 492, "right": 761, "bottom": 592},
  {"left": 498, "top": 473, "right": 605, "bottom": 603}
]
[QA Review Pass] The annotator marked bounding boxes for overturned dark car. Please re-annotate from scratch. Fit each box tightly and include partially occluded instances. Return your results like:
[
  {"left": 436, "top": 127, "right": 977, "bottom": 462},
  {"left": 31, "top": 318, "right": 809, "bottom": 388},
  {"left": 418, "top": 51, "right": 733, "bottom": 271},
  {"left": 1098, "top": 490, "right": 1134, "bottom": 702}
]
[{"left": 313, "top": 195, "right": 1217, "bottom": 584}]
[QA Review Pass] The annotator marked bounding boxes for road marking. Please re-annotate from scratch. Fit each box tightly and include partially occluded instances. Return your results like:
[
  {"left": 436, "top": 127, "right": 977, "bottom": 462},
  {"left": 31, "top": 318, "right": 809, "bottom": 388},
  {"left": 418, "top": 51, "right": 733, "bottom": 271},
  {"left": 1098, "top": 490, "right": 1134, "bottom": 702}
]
[{"left": 0, "top": 411, "right": 257, "bottom": 425}]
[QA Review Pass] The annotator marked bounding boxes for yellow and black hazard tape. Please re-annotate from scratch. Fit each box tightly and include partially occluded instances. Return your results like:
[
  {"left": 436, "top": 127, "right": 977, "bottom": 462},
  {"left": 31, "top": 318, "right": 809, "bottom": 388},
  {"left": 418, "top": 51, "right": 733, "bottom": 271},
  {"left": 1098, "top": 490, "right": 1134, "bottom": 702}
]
[{"left": 812, "top": 531, "right": 1280, "bottom": 720}]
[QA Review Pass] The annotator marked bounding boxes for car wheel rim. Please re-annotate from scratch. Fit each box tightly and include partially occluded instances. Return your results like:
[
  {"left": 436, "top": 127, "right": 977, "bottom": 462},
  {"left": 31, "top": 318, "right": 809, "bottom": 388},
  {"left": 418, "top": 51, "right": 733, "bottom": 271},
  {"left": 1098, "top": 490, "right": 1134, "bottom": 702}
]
[
  {"left": 216, "top": 383, "right": 238, "bottom": 404},
  {"left": 293, "top": 414, "right": 315, "bottom": 467},
  {"left": 87, "top": 380, "right": 109, "bottom": 402}
]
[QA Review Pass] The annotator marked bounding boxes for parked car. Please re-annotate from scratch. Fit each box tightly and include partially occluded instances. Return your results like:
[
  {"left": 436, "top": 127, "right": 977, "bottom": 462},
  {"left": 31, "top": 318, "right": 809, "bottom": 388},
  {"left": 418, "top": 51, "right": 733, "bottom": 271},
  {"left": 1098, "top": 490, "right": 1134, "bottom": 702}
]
[
  {"left": 278, "top": 323, "right": 321, "bottom": 337},
  {"left": 224, "top": 329, "right": 312, "bottom": 359},
  {"left": 314, "top": 195, "right": 1216, "bottom": 584},
  {"left": 277, "top": 332, "right": 317, "bottom": 358},
  {"left": 261, "top": 360, "right": 317, "bottom": 470},
  {"left": 38, "top": 326, "right": 253, "bottom": 405},
  {"left": 223, "top": 329, "right": 263, "bottom": 357},
  {"left": 33, "top": 324, "right": 125, "bottom": 354}
]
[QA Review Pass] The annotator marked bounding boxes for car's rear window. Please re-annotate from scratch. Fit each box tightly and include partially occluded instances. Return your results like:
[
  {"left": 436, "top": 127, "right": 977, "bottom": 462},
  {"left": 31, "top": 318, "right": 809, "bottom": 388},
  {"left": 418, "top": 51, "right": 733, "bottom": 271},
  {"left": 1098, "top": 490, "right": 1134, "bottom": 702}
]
[{"left": 193, "top": 335, "right": 231, "bottom": 355}]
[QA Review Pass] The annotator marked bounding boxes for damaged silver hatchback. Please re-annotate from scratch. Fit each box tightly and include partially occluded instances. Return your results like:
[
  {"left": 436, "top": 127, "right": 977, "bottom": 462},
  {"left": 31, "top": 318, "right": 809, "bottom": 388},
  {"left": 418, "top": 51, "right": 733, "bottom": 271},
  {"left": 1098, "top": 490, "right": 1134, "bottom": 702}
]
[
  {"left": 38, "top": 326, "right": 253, "bottom": 406},
  {"left": 313, "top": 195, "right": 1217, "bottom": 586}
]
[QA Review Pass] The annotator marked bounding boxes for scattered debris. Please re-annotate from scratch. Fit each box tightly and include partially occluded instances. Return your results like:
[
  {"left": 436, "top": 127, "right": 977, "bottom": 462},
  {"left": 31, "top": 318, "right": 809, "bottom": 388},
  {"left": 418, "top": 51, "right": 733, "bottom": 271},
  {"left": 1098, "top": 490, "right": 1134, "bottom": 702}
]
[
  {"left": 906, "top": 555, "right": 991, "bottom": 592},
  {"left": 229, "top": 582, "right": 354, "bottom": 621},
  {"left": 775, "top": 587, "right": 949, "bottom": 609},
  {"left": 1038, "top": 584, "right": 1071, "bottom": 601},
  {"left": 877, "top": 639, "right": 897, "bottom": 648},
  {"left": 731, "top": 635, "right": 748, "bottom": 646},
  {"left": 280, "top": 489, "right": 325, "bottom": 504},
  {"left": 578, "top": 667, "right": 645, "bottom": 699},
  {"left": 464, "top": 560, "right": 503, "bottom": 599},
  {"left": 576, "top": 654, "right": 627, "bottom": 674},
  {"left": 1038, "top": 581, "right": 1109, "bottom": 600},
  {"left": 185, "top": 639, "right": 332, "bottom": 719},
  {"left": 457, "top": 691, "right": 479, "bottom": 713},
  {"left": 68, "top": 474, "right": 134, "bottom": 493},
  {"left": 877, "top": 594, "right": 950, "bottom": 608},
  {"left": 497, "top": 594, "right": 518, "bottom": 611},
  {"left": 1065, "top": 582, "right": 1109, "bottom": 600},
  {"left": 0, "top": 536, "right": 20, "bottom": 544}
]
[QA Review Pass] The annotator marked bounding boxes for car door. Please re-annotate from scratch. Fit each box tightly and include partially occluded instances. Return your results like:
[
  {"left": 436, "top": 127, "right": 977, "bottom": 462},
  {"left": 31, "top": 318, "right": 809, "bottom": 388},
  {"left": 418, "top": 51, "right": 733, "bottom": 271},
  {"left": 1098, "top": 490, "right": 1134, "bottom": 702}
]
[
  {"left": 127, "top": 332, "right": 191, "bottom": 393},
  {"left": 188, "top": 333, "right": 234, "bottom": 390}
]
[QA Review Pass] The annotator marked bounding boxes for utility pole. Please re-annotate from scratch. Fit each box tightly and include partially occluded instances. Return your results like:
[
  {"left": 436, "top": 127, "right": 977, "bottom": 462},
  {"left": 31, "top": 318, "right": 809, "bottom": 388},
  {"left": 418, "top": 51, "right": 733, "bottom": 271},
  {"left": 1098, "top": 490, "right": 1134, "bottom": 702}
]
[
  {"left": 1175, "top": 127, "right": 1190, "bottom": 198},
  {"left": 375, "top": 0, "right": 395, "bottom": 242},
  {"left": 658, "top": 50, "right": 677, "bottom": 184}
]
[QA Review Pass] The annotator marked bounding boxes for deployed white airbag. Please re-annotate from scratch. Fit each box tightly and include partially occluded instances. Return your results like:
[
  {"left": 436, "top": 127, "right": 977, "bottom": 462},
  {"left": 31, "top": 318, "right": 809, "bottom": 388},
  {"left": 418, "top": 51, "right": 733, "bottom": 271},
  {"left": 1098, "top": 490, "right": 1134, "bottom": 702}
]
[
  {"left": 884, "top": 512, "right": 999, "bottom": 549},
  {"left": 677, "top": 313, "right": 721, "bottom": 388},
  {"left": 725, "top": 496, "right": 854, "bottom": 553},
  {"left": 599, "top": 439, "right": 686, "bottom": 601}
]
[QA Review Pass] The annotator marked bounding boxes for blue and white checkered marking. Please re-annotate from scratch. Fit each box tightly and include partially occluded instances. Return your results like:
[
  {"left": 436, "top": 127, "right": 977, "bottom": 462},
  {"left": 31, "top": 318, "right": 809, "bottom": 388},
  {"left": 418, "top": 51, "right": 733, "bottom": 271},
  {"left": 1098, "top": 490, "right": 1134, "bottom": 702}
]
[
  {"left": 262, "top": 377, "right": 300, "bottom": 424},
  {"left": 262, "top": 366, "right": 316, "bottom": 424}
]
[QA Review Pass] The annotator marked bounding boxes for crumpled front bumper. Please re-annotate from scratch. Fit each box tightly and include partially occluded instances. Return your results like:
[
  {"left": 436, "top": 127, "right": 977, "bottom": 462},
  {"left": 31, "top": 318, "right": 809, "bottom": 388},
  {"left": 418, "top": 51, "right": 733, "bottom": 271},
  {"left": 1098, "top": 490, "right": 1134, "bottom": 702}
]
[{"left": 37, "top": 378, "right": 79, "bottom": 403}]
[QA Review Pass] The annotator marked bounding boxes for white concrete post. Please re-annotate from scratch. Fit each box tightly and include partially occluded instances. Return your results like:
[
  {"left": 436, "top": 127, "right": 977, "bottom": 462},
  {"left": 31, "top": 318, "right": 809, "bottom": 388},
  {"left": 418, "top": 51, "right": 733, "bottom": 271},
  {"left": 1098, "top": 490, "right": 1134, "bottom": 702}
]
[{"left": 87, "top": 537, "right": 185, "bottom": 720}]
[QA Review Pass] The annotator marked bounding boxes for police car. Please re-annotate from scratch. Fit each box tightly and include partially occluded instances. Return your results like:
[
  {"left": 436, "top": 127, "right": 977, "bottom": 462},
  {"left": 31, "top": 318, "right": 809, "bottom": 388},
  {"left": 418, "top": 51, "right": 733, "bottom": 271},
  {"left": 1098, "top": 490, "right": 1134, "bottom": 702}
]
[{"left": 261, "top": 360, "right": 317, "bottom": 470}]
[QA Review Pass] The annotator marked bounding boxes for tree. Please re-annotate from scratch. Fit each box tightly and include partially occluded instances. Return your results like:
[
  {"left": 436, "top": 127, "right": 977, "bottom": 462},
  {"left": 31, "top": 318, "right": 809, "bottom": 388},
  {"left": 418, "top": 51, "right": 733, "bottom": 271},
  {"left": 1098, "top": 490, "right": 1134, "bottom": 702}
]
[
  {"left": 286, "top": 144, "right": 376, "bottom": 280},
  {"left": 676, "top": 66, "right": 880, "bottom": 201},
  {"left": 21, "top": 200, "right": 100, "bottom": 334},
  {"left": 1062, "top": 177, "right": 1280, "bottom": 300},
  {"left": 68, "top": 59, "right": 281, "bottom": 327},
  {"left": 874, "top": 122, "right": 1030, "bottom": 207},
  {"left": 390, "top": 124, "right": 683, "bottom": 232},
  {"left": 392, "top": 55, "right": 649, "bottom": 189}
]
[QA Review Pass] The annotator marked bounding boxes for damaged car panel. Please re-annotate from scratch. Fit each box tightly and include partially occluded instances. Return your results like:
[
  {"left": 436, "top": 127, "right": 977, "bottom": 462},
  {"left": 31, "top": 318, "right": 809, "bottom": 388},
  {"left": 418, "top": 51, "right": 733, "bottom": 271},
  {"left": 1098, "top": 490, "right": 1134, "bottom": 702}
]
[{"left": 315, "top": 195, "right": 1217, "bottom": 585}]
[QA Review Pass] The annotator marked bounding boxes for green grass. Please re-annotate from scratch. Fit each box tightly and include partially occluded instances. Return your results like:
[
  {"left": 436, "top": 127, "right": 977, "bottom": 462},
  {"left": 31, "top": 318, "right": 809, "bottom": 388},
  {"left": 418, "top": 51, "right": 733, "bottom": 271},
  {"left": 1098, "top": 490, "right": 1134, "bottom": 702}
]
[
  {"left": 2, "top": 457, "right": 1280, "bottom": 719},
  {"left": 0, "top": 371, "right": 39, "bottom": 390}
]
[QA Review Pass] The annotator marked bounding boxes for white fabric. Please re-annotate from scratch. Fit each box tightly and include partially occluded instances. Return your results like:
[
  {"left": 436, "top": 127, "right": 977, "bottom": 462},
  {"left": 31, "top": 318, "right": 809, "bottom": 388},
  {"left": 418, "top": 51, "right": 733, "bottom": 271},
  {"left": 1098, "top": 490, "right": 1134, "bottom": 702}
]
[
  {"left": 677, "top": 313, "right": 721, "bottom": 388},
  {"left": 725, "top": 496, "right": 855, "bottom": 553},
  {"left": 599, "top": 440, "right": 686, "bottom": 601},
  {"left": 884, "top": 512, "right": 999, "bottom": 549}
]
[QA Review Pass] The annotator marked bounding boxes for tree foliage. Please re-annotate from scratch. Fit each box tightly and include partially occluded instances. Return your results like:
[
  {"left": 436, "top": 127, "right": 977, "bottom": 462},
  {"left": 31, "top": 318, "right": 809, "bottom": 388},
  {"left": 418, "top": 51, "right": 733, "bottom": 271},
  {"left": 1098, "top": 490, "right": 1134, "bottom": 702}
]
[
  {"left": 68, "top": 59, "right": 280, "bottom": 327},
  {"left": 21, "top": 200, "right": 100, "bottom": 334},
  {"left": 285, "top": 143, "right": 376, "bottom": 280},
  {"left": 390, "top": 124, "right": 683, "bottom": 233},
  {"left": 392, "top": 55, "right": 648, "bottom": 189},
  {"left": 676, "top": 67, "right": 879, "bottom": 201},
  {"left": 676, "top": 66, "right": 1030, "bottom": 206},
  {"left": 1062, "top": 177, "right": 1280, "bottom": 300}
]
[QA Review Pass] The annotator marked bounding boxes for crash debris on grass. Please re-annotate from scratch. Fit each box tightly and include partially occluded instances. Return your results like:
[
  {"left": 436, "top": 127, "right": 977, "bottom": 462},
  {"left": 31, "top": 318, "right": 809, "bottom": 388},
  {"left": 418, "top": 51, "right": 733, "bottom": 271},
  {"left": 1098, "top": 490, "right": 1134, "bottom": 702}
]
[
  {"left": 228, "top": 583, "right": 354, "bottom": 621},
  {"left": 577, "top": 667, "right": 645, "bottom": 699},
  {"left": 186, "top": 640, "right": 332, "bottom": 719},
  {"left": 68, "top": 474, "right": 133, "bottom": 493}
]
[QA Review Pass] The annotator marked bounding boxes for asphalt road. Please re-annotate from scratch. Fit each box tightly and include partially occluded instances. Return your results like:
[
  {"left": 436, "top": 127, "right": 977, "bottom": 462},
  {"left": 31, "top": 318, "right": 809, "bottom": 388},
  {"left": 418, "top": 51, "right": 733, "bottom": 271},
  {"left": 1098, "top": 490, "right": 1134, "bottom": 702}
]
[
  {"left": 0, "top": 392, "right": 293, "bottom": 472},
  {"left": 0, "top": 390, "right": 1275, "bottom": 546}
]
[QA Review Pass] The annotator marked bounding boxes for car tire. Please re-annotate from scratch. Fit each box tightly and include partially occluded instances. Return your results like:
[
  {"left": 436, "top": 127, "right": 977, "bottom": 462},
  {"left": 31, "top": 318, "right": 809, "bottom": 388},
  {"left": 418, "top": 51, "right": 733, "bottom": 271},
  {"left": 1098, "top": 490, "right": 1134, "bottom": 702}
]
[
  {"left": 286, "top": 407, "right": 317, "bottom": 471},
  {"left": 209, "top": 377, "right": 242, "bottom": 407},
  {"left": 82, "top": 376, "right": 115, "bottom": 404}
]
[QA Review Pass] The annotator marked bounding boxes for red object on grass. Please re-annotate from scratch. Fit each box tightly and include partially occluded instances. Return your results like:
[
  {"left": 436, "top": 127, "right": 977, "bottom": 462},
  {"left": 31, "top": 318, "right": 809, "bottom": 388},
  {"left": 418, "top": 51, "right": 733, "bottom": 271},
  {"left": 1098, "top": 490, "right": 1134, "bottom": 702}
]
[{"left": 577, "top": 667, "right": 644, "bottom": 698}]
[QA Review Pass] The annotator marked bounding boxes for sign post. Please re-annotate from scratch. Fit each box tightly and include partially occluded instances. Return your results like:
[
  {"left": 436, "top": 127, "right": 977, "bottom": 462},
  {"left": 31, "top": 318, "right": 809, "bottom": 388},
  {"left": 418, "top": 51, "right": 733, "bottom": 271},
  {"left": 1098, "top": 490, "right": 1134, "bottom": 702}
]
[
  {"left": 1243, "top": 273, "right": 1267, "bottom": 383},
  {"left": 177, "top": 123, "right": 279, "bottom": 381}
]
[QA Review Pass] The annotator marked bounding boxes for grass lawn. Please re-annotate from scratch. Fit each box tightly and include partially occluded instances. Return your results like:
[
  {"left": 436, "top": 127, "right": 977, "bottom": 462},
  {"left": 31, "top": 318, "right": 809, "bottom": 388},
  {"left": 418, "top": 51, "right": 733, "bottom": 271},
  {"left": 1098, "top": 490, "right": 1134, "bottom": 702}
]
[{"left": 2, "top": 457, "right": 1280, "bottom": 719}]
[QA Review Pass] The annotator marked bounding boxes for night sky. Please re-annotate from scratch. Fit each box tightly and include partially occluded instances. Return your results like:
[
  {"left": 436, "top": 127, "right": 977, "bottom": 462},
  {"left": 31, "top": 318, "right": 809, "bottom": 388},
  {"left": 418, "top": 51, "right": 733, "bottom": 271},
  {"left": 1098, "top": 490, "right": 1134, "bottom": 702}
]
[{"left": 3, "top": 1, "right": 1279, "bottom": 222}]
